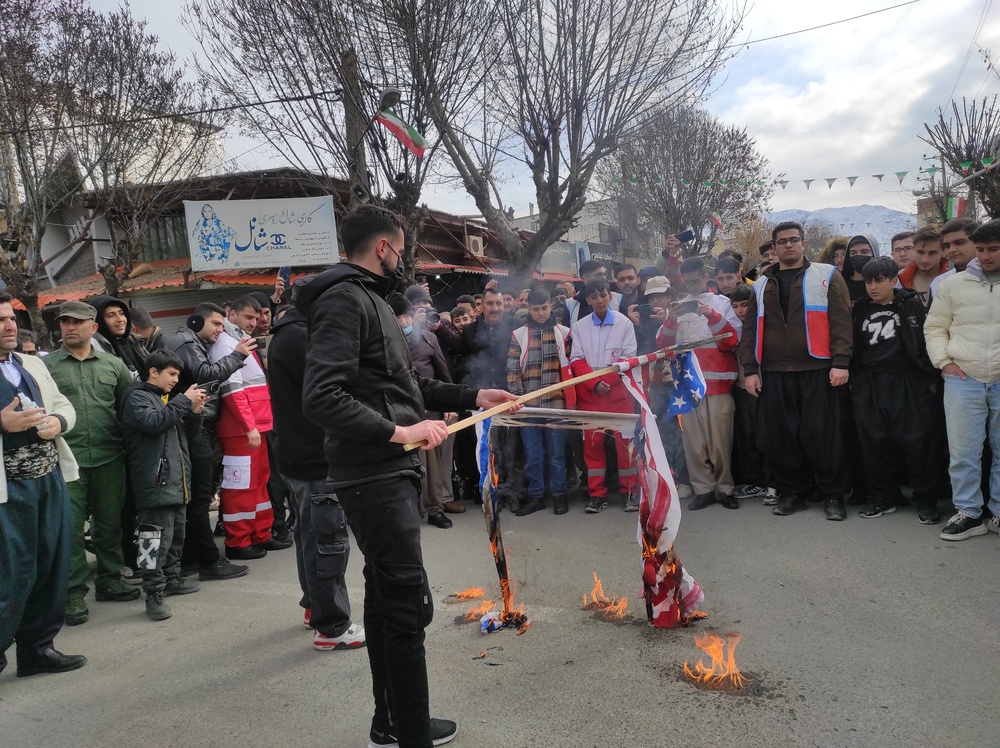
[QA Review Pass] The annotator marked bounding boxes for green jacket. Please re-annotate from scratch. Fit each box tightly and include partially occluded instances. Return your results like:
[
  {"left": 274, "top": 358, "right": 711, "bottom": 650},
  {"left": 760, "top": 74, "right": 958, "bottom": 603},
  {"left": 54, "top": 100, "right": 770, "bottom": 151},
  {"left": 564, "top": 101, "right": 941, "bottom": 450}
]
[{"left": 43, "top": 344, "right": 132, "bottom": 468}]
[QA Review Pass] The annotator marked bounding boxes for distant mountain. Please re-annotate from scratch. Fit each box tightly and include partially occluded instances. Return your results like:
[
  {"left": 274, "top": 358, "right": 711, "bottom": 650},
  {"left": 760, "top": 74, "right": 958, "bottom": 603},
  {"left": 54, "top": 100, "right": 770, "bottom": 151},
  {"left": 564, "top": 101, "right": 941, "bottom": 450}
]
[{"left": 767, "top": 205, "right": 916, "bottom": 255}]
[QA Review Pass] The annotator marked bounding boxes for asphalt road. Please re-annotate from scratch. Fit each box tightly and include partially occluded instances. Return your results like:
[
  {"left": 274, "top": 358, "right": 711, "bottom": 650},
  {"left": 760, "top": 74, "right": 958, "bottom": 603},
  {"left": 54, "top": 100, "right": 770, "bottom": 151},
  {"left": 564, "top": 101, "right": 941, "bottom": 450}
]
[{"left": 3, "top": 493, "right": 998, "bottom": 748}]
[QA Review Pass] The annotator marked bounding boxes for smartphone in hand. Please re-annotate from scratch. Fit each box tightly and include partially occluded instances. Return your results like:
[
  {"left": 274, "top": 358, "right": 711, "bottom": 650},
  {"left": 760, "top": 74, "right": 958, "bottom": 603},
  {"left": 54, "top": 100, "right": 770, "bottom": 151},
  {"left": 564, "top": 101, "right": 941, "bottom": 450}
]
[
  {"left": 278, "top": 266, "right": 291, "bottom": 286},
  {"left": 674, "top": 229, "right": 695, "bottom": 244}
]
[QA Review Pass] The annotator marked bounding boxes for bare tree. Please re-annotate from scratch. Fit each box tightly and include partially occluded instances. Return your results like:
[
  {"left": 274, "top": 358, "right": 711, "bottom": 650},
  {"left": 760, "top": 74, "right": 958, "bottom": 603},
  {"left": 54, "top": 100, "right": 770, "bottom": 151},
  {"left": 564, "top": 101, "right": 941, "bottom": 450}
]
[
  {"left": 597, "top": 106, "right": 772, "bottom": 256},
  {"left": 0, "top": 0, "right": 109, "bottom": 332},
  {"left": 922, "top": 97, "right": 1000, "bottom": 219},
  {"left": 184, "top": 0, "right": 448, "bottom": 281},
  {"left": 407, "top": 0, "right": 745, "bottom": 280},
  {"left": 68, "top": 6, "right": 223, "bottom": 296},
  {"left": 727, "top": 216, "right": 774, "bottom": 270}
]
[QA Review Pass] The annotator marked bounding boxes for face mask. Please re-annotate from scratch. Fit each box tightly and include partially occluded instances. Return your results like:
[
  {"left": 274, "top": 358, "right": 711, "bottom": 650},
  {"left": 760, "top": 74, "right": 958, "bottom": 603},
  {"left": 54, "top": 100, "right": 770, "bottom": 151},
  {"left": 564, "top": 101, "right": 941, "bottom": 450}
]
[
  {"left": 402, "top": 324, "right": 413, "bottom": 336},
  {"left": 849, "top": 255, "right": 872, "bottom": 272},
  {"left": 379, "top": 254, "right": 405, "bottom": 295}
]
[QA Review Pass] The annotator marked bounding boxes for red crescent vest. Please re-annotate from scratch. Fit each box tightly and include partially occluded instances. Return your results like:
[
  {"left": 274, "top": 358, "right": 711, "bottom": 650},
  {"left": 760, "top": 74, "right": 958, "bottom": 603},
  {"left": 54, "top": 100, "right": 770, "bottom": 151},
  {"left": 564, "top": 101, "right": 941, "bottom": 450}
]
[{"left": 754, "top": 263, "right": 835, "bottom": 364}]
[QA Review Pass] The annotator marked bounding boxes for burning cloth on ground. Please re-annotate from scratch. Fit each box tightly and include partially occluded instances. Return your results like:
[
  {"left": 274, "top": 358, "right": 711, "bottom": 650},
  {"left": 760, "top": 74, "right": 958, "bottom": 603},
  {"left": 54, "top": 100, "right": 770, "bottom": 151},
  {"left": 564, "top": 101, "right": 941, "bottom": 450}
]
[{"left": 478, "top": 351, "right": 705, "bottom": 627}]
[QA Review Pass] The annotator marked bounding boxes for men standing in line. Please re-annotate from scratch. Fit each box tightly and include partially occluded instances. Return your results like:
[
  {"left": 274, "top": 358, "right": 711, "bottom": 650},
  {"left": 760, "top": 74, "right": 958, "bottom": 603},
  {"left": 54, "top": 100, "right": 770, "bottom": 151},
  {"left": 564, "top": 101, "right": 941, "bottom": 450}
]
[
  {"left": 739, "top": 221, "right": 854, "bottom": 521},
  {"left": 210, "top": 296, "right": 287, "bottom": 560},
  {"left": 265, "top": 284, "right": 365, "bottom": 651},
  {"left": 161, "top": 302, "right": 253, "bottom": 580},
  {"left": 298, "top": 205, "right": 517, "bottom": 748},
  {"left": 0, "top": 292, "right": 86, "bottom": 677},
  {"left": 44, "top": 302, "right": 138, "bottom": 626}
]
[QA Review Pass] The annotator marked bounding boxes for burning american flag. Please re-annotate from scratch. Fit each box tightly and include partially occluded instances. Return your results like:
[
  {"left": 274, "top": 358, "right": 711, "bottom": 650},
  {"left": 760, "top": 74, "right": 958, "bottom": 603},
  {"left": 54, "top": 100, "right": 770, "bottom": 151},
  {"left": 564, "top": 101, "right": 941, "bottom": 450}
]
[{"left": 617, "top": 356, "right": 705, "bottom": 627}]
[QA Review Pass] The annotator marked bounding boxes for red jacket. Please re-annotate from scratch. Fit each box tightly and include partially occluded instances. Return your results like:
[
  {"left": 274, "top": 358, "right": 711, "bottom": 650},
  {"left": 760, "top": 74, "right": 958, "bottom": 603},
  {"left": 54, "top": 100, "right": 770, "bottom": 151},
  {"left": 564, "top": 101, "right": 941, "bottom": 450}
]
[
  {"left": 210, "top": 325, "right": 273, "bottom": 438},
  {"left": 897, "top": 257, "right": 949, "bottom": 289},
  {"left": 656, "top": 304, "right": 739, "bottom": 396}
]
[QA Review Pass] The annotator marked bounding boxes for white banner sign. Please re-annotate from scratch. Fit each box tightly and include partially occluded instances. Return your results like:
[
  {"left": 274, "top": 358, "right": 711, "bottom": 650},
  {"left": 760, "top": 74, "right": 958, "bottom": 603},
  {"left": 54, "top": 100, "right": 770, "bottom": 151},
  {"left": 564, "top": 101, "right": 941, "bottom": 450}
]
[{"left": 184, "top": 196, "right": 338, "bottom": 271}]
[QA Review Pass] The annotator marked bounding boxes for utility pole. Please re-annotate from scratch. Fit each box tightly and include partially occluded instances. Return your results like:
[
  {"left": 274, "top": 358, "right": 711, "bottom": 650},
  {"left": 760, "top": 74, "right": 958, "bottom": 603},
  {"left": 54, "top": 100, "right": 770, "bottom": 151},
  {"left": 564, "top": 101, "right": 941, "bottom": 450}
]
[{"left": 342, "top": 48, "right": 370, "bottom": 207}]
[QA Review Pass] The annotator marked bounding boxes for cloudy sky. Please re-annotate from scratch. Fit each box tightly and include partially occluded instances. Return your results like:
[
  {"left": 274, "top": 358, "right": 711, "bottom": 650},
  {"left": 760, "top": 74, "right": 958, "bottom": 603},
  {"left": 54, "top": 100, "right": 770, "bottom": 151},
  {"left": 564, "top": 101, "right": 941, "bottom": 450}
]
[{"left": 93, "top": 0, "right": 999, "bottom": 218}]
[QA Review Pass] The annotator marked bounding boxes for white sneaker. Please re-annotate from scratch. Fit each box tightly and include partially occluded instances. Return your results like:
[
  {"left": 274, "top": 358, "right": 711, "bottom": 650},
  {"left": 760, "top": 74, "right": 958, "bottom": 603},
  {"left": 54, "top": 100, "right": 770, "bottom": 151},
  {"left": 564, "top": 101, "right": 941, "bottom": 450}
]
[
  {"left": 762, "top": 487, "right": 781, "bottom": 506},
  {"left": 986, "top": 515, "right": 1000, "bottom": 534},
  {"left": 677, "top": 484, "right": 694, "bottom": 500},
  {"left": 313, "top": 623, "right": 366, "bottom": 651}
]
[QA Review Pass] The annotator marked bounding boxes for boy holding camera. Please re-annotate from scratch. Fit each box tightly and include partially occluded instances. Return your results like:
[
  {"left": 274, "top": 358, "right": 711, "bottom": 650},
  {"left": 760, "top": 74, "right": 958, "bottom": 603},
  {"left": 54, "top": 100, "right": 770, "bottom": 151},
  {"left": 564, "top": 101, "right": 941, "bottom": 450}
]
[{"left": 120, "top": 350, "right": 207, "bottom": 621}]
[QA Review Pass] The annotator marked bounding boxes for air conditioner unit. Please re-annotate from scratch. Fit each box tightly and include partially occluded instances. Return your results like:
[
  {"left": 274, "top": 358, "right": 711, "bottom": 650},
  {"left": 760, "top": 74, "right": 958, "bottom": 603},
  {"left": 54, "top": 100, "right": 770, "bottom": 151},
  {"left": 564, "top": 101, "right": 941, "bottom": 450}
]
[{"left": 467, "top": 235, "right": 485, "bottom": 257}]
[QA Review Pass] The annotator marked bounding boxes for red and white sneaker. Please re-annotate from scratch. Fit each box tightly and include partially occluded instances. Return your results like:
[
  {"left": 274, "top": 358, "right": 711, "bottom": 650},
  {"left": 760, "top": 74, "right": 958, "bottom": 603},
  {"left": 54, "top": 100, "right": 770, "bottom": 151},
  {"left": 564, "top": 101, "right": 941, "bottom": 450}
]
[
  {"left": 303, "top": 607, "right": 312, "bottom": 629},
  {"left": 313, "top": 624, "right": 366, "bottom": 651}
]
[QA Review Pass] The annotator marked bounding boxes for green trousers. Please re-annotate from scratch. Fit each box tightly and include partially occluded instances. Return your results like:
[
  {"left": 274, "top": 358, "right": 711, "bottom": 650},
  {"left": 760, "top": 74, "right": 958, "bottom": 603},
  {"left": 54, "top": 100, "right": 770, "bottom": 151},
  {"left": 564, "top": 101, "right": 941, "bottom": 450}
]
[{"left": 67, "top": 457, "right": 127, "bottom": 599}]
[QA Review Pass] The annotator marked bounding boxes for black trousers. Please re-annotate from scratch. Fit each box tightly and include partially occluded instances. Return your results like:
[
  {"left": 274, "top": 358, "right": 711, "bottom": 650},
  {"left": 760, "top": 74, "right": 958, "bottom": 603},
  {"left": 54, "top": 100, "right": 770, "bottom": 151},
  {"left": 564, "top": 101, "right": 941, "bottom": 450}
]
[
  {"left": 338, "top": 474, "right": 433, "bottom": 748},
  {"left": 759, "top": 369, "right": 849, "bottom": 496},
  {"left": 284, "top": 474, "right": 353, "bottom": 638},
  {"left": 265, "top": 433, "right": 289, "bottom": 533},
  {"left": 0, "top": 470, "right": 71, "bottom": 673},
  {"left": 732, "top": 385, "right": 770, "bottom": 487},
  {"left": 181, "top": 426, "right": 222, "bottom": 568},
  {"left": 852, "top": 370, "right": 947, "bottom": 506}
]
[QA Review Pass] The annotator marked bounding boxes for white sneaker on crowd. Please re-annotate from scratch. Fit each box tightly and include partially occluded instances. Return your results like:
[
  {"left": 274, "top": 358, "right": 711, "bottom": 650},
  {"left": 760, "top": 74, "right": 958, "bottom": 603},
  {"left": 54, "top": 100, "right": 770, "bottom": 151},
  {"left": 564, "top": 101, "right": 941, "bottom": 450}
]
[
  {"left": 677, "top": 484, "right": 694, "bottom": 500},
  {"left": 985, "top": 515, "right": 1000, "bottom": 535},
  {"left": 313, "top": 623, "right": 366, "bottom": 651},
  {"left": 761, "top": 487, "right": 781, "bottom": 506}
]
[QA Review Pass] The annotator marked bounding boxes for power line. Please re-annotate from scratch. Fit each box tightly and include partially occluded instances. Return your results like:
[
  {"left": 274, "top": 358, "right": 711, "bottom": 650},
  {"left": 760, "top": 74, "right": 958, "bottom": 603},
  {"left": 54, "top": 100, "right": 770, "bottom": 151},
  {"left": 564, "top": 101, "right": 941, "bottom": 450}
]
[
  {"left": 0, "top": 89, "right": 344, "bottom": 137},
  {"left": 945, "top": 0, "right": 993, "bottom": 105},
  {"left": 724, "top": 0, "right": 923, "bottom": 49}
]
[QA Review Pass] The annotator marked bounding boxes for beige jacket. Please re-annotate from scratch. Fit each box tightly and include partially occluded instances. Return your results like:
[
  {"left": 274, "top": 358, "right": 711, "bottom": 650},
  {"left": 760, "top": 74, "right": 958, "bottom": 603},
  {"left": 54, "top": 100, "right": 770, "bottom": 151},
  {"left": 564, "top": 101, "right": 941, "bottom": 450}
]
[
  {"left": 924, "top": 259, "right": 1000, "bottom": 384},
  {"left": 0, "top": 353, "right": 78, "bottom": 503}
]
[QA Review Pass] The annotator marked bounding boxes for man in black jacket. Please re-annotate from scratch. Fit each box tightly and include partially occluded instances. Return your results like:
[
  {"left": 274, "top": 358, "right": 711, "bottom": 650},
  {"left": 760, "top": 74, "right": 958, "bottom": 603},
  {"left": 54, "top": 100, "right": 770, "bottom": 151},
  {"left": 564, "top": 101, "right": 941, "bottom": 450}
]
[
  {"left": 298, "top": 205, "right": 518, "bottom": 748},
  {"left": 459, "top": 285, "right": 525, "bottom": 509},
  {"left": 160, "top": 303, "right": 255, "bottom": 580},
  {"left": 268, "top": 296, "right": 364, "bottom": 651}
]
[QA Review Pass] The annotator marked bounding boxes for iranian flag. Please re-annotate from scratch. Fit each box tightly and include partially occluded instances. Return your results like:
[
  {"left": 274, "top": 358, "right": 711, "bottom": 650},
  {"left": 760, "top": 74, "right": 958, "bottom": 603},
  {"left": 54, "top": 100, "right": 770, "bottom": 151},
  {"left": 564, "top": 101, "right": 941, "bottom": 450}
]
[
  {"left": 947, "top": 196, "right": 965, "bottom": 220},
  {"left": 708, "top": 212, "right": 724, "bottom": 231},
  {"left": 375, "top": 109, "right": 426, "bottom": 158}
]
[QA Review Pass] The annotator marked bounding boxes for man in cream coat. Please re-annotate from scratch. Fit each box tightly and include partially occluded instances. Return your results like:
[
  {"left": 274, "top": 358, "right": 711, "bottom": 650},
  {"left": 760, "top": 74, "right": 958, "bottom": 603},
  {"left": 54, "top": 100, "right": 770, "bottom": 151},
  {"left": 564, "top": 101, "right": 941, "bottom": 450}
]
[{"left": 0, "top": 292, "right": 86, "bottom": 677}]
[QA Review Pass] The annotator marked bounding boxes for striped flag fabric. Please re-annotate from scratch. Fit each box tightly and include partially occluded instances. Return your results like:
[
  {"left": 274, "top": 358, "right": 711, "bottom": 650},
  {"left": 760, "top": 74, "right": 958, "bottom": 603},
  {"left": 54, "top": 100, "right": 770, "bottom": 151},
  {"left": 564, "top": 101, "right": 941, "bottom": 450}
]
[
  {"left": 374, "top": 109, "right": 426, "bottom": 157},
  {"left": 708, "top": 212, "right": 724, "bottom": 231},
  {"left": 617, "top": 357, "right": 704, "bottom": 627},
  {"left": 667, "top": 351, "right": 706, "bottom": 417},
  {"left": 947, "top": 195, "right": 965, "bottom": 220}
]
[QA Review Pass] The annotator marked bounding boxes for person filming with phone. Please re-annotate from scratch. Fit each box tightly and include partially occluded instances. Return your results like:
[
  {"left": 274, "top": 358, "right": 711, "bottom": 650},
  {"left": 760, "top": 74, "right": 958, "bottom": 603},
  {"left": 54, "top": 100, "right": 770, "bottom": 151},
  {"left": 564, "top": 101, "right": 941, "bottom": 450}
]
[{"left": 160, "top": 302, "right": 257, "bottom": 581}]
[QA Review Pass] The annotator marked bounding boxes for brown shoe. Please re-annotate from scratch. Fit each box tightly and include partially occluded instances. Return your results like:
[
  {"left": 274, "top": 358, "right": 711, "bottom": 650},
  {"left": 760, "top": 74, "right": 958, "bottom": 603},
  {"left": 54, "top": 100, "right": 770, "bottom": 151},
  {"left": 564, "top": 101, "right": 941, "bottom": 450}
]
[{"left": 442, "top": 501, "right": 466, "bottom": 514}]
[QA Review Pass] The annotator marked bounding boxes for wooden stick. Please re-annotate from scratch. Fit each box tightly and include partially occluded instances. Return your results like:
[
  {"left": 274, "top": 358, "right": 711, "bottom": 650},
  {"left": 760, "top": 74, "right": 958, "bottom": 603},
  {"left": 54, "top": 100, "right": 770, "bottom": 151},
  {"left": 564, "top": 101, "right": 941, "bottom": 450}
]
[{"left": 403, "top": 333, "right": 730, "bottom": 451}]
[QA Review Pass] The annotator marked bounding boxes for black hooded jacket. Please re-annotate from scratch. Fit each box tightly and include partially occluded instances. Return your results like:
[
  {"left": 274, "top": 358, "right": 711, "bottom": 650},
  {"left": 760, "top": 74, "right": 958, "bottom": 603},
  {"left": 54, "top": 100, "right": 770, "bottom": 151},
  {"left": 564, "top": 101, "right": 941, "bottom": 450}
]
[
  {"left": 295, "top": 263, "right": 480, "bottom": 485},
  {"left": 267, "top": 307, "right": 327, "bottom": 481},
  {"left": 89, "top": 294, "right": 148, "bottom": 375}
]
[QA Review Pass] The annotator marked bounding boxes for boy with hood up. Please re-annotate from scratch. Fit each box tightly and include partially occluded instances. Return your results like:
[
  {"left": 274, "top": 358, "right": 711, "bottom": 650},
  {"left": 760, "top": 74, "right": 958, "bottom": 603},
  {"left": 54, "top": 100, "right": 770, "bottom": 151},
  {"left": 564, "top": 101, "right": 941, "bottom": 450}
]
[{"left": 88, "top": 295, "right": 148, "bottom": 379}]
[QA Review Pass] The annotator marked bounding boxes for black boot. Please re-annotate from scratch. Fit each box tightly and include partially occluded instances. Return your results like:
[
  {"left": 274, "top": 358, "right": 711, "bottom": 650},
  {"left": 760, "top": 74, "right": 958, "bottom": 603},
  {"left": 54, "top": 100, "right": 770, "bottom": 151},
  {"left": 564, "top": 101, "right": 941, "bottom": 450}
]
[
  {"left": 823, "top": 494, "right": 847, "bottom": 521},
  {"left": 773, "top": 492, "right": 807, "bottom": 516},
  {"left": 553, "top": 495, "right": 569, "bottom": 515},
  {"left": 515, "top": 497, "right": 545, "bottom": 516},
  {"left": 687, "top": 492, "right": 716, "bottom": 511}
]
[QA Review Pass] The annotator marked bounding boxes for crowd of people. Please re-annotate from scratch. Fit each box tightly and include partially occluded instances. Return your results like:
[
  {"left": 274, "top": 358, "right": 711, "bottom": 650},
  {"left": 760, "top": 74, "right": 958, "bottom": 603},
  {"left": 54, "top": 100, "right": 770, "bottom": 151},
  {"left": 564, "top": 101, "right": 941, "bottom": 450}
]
[{"left": 1, "top": 205, "right": 997, "bottom": 748}]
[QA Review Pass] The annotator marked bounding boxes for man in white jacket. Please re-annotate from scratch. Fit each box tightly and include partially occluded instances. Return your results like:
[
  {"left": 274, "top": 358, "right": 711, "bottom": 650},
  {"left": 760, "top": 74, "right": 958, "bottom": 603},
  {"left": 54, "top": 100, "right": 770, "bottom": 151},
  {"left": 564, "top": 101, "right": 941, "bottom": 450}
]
[
  {"left": 924, "top": 219, "right": 1000, "bottom": 542},
  {"left": 0, "top": 293, "right": 86, "bottom": 677}
]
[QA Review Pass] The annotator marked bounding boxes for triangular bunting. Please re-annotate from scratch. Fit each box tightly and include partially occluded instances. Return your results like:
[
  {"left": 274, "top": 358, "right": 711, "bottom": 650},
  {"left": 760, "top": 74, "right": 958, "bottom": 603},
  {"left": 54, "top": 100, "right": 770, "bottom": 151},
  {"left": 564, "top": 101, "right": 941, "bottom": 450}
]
[
  {"left": 611, "top": 178, "right": 622, "bottom": 185},
  {"left": 983, "top": 157, "right": 996, "bottom": 170},
  {"left": 756, "top": 180, "right": 767, "bottom": 186},
  {"left": 803, "top": 179, "right": 814, "bottom": 190},
  {"left": 682, "top": 180, "right": 692, "bottom": 186},
  {"left": 926, "top": 166, "right": 939, "bottom": 175},
  {"left": 960, "top": 160, "right": 973, "bottom": 174},
  {"left": 702, "top": 181, "right": 713, "bottom": 187},
  {"left": 628, "top": 178, "right": 639, "bottom": 185},
  {"left": 847, "top": 176, "right": 859, "bottom": 187},
  {"left": 777, "top": 180, "right": 789, "bottom": 190},
  {"left": 719, "top": 181, "right": 729, "bottom": 187},
  {"left": 736, "top": 181, "right": 747, "bottom": 187},
  {"left": 895, "top": 171, "right": 908, "bottom": 184},
  {"left": 873, "top": 174, "right": 885, "bottom": 182},
  {"left": 826, "top": 178, "right": 837, "bottom": 189}
]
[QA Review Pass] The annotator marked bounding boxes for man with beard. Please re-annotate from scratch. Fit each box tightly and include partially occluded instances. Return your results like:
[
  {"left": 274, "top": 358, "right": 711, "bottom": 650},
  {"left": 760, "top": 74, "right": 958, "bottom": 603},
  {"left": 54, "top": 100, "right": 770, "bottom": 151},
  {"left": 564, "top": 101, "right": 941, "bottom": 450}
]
[{"left": 297, "top": 205, "right": 518, "bottom": 748}]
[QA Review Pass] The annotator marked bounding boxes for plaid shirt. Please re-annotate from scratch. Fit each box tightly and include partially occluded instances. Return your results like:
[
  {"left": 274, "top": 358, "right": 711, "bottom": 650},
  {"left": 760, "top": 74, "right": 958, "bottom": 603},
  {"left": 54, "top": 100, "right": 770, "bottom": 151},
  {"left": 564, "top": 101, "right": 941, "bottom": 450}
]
[{"left": 506, "top": 323, "right": 566, "bottom": 409}]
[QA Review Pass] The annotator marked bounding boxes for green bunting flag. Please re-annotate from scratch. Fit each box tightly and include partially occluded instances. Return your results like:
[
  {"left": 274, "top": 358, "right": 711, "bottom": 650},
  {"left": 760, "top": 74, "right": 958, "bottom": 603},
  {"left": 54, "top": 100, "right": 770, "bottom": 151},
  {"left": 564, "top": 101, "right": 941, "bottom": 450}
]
[
  {"left": 702, "top": 181, "right": 713, "bottom": 187},
  {"left": 803, "top": 179, "right": 815, "bottom": 190},
  {"left": 895, "top": 171, "right": 908, "bottom": 184},
  {"left": 960, "top": 161, "right": 973, "bottom": 174},
  {"left": 682, "top": 180, "right": 692, "bottom": 186},
  {"left": 983, "top": 157, "right": 996, "bottom": 169},
  {"left": 926, "top": 166, "right": 939, "bottom": 175},
  {"left": 628, "top": 178, "right": 638, "bottom": 185},
  {"left": 873, "top": 174, "right": 885, "bottom": 182},
  {"left": 826, "top": 178, "right": 837, "bottom": 189},
  {"left": 847, "top": 176, "right": 859, "bottom": 186}
]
